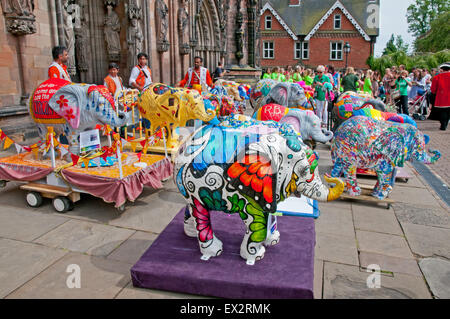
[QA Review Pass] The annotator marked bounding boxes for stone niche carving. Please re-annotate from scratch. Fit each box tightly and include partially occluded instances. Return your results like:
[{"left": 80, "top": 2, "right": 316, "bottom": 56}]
[
  {"left": 126, "top": 0, "right": 144, "bottom": 68},
  {"left": 75, "top": 0, "right": 89, "bottom": 73},
  {"left": 63, "top": 0, "right": 77, "bottom": 76},
  {"left": 104, "top": 0, "right": 121, "bottom": 62},
  {"left": 0, "top": 0, "right": 37, "bottom": 35},
  {"left": 177, "top": 0, "right": 189, "bottom": 55},
  {"left": 155, "top": 0, "right": 169, "bottom": 52}
]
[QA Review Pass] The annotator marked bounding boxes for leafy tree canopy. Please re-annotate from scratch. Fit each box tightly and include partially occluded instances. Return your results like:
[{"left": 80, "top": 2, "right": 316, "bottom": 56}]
[
  {"left": 383, "top": 34, "right": 410, "bottom": 55},
  {"left": 406, "top": 0, "right": 450, "bottom": 37},
  {"left": 415, "top": 11, "right": 450, "bottom": 52}
]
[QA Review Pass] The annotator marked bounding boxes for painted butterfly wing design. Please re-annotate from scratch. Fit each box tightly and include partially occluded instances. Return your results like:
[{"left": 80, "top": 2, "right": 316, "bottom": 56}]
[{"left": 226, "top": 154, "right": 276, "bottom": 213}]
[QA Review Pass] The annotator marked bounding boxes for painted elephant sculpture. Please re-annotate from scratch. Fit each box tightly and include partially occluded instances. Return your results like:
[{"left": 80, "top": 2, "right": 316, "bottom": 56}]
[
  {"left": 253, "top": 103, "right": 333, "bottom": 145},
  {"left": 250, "top": 79, "right": 309, "bottom": 112},
  {"left": 203, "top": 92, "right": 243, "bottom": 118},
  {"left": 331, "top": 116, "right": 440, "bottom": 200},
  {"left": 331, "top": 92, "right": 388, "bottom": 131},
  {"left": 29, "top": 78, "right": 129, "bottom": 155},
  {"left": 174, "top": 115, "right": 345, "bottom": 264},
  {"left": 138, "top": 83, "right": 217, "bottom": 148}
]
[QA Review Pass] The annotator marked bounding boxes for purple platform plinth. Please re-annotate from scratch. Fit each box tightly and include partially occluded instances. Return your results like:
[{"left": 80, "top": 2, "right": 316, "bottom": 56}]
[{"left": 131, "top": 208, "right": 316, "bottom": 299}]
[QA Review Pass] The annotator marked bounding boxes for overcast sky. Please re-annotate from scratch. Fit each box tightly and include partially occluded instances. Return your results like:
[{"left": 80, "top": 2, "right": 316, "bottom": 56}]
[{"left": 375, "top": 0, "right": 416, "bottom": 56}]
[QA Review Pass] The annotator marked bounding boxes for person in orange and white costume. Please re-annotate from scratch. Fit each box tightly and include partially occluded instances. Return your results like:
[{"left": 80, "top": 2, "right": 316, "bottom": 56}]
[
  {"left": 48, "top": 46, "right": 71, "bottom": 81},
  {"left": 176, "top": 56, "right": 213, "bottom": 94},
  {"left": 104, "top": 63, "right": 124, "bottom": 101},
  {"left": 129, "top": 52, "right": 152, "bottom": 92}
]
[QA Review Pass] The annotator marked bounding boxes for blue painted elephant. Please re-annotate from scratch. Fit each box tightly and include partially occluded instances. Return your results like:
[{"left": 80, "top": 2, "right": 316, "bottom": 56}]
[
  {"left": 331, "top": 116, "right": 440, "bottom": 200},
  {"left": 174, "top": 115, "right": 344, "bottom": 264},
  {"left": 30, "top": 78, "right": 129, "bottom": 155}
]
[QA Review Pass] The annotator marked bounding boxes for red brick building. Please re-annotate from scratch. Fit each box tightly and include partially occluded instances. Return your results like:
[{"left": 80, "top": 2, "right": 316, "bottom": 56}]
[{"left": 259, "top": 0, "right": 380, "bottom": 70}]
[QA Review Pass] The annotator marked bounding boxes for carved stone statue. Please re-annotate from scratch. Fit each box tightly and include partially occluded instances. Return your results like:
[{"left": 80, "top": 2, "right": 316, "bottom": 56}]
[
  {"left": 63, "top": 0, "right": 77, "bottom": 76},
  {"left": 0, "top": 0, "right": 36, "bottom": 35},
  {"left": 104, "top": 0, "right": 121, "bottom": 62},
  {"left": 126, "top": 0, "right": 143, "bottom": 68},
  {"left": 177, "top": 0, "right": 189, "bottom": 55},
  {"left": 155, "top": 0, "right": 169, "bottom": 52},
  {"left": 75, "top": 0, "right": 89, "bottom": 74}
]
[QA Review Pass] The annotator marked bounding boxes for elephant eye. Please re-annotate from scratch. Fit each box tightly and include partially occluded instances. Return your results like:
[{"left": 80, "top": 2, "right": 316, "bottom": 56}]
[{"left": 169, "top": 98, "right": 175, "bottom": 106}]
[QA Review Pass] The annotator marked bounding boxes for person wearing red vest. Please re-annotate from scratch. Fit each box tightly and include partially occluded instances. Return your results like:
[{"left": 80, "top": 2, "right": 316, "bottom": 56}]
[
  {"left": 176, "top": 56, "right": 213, "bottom": 94},
  {"left": 48, "top": 46, "right": 71, "bottom": 81},
  {"left": 104, "top": 63, "right": 124, "bottom": 100},
  {"left": 430, "top": 62, "right": 450, "bottom": 130},
  {"left": 129, "top": 52, "right": 152, "bottom": 91}
]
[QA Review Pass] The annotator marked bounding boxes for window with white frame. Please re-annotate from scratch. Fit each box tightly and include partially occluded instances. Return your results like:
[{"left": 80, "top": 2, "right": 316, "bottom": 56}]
[
  {"left": 265, "top": 15, "right": 272, "bottom": 30},
  {"left": 263, "top": 41, "right": 274, "bottom": 59},
  {"left": 330, "top": 42, "right": 343, "bottom": 60},
  {"left": 295, "top": 42, "right": 301, "bottom": 59},
  {"left": 334, "top": 14, "right": 341, "bottom": 29},
  {"left": 302, "top": 42, "right": 309, "bottom": 60}
]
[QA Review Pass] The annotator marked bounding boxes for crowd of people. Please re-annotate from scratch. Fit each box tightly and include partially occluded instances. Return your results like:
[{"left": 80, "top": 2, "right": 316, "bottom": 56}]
[
  {"left": 261, "top": 62, "right": 450, "bottom": 131},
  {"left": 48, "top": 44, "right": 449, "bottom": 131}
]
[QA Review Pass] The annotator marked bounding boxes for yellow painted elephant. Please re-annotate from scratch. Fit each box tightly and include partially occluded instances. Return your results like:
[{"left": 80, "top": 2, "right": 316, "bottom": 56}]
[{"left": 138, "top": 83, "right": 217, "bottom": 148}]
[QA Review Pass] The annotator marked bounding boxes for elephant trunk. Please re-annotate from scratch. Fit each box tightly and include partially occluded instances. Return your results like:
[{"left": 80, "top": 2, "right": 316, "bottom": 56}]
[
  {"left": 193, "top": 103, "right": 217, "bottom": 123},
  {"left": 310, "top": 128, "right": 334, "bottom": 143},
  {"left": 299, "top": 174, "right": 344, "bottom": 202},
  {"left": 423, "top": 149, "right": 441, "bottom": 164}
]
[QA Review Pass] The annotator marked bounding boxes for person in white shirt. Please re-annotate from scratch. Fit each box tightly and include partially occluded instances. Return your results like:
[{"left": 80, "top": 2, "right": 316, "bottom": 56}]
[{"left": 129, "top": 53, "right": 152, "bottom": 91}]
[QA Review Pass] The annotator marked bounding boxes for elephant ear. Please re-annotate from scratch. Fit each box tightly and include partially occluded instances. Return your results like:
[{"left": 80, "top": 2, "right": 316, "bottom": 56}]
[
  {"left": 372, "top": 129, "right": 407, "bottom": 167},
  {"left": 48, "top": 83, "right": 87, "bottom": 129},
  {"left": 279, "top": 114, "right": 301, "bottom": 133},
  {"left": 269, "top": 83, "right": 289, "bottom": 106},
  {"left": 226, "top": 153, "right": 277, "bottom": 214}
]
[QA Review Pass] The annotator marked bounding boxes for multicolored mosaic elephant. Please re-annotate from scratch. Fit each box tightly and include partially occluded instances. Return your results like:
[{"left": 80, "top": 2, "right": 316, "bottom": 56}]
[
  {"left": 250, "top": 79, "right": 310, "bottom": 112},
  {"left": 331, "top": 91, "right": 388, "bottom": 131},
  {"left": 138, "top": 83, "right": 217, "bottom": 148},
  {"left": 253, "top": 103, "right": 333, "bottom": 144},
  {"left": 29, "top": 78, "right": 129, "bottom": 155},
  {"left": 174, "top": 115, "right": 345, "bottom": 264},
  {"left": 331, "top": 116, "right": 440, "bottom": 200}
]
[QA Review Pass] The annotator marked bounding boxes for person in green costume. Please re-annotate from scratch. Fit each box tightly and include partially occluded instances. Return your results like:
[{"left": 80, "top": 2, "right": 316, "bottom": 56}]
[
  {"left": 292, "top": 65, "right": 303, "bottom": 82},
  {"left": 363, "top": 69, "right": 373, "bottom": 96},
  {"left": 278, "top": 68, "right": 286, "bottom": 82},
  {"left": 396, "top": 70, "right": 412, "bottom": 115},
  {"left": 341, "top": 67, "right": 361, "bottom": 93},
  {"left": 262, "top": 67, "right": 272, "bottom": 79},
  {"left": 313, "top": 65, "right": 331, "bottom": 126},
  {"left": 304, "top": 68, "right": 314, "bottom": 86},
  {"left": 271, "top": 67, "right": 279, "bottom": 80}
]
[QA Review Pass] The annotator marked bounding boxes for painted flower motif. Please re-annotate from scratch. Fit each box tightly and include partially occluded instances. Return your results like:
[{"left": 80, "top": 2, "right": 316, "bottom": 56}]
[
  {"left": 192, "top": 198, "right": 213, "bottom": 243},
  {"left": 56, "top": 95, "right": 69, "bottom": 109},
  {"left": 65, "top": 108, "right": 76, "bottom": 120}
]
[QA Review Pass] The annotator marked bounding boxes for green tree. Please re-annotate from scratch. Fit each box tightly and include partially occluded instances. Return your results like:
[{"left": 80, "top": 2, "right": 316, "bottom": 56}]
[
  {"left": 406, "top": 0, "right": 450, "bottom": 37},
  {"left": 415, "top": 11, "right": 450, "bottom": 52},
  {"left": 383, "top": 34, "right": 409, "bottom": 55}
]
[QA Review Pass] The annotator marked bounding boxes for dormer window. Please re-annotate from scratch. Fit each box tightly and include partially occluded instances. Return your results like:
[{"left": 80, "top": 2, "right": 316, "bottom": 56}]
[
  {"left": 265, "top": 15, "right": 272, "bottom": 30},
  {"left": 334, "top": 14, "right": 341, "bottom": 29}
]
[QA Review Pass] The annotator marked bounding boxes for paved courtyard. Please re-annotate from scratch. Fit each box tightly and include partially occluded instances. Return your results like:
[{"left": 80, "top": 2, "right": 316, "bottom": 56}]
[{"left": 0, "top": 135, "right": 449, "bottom": 299}]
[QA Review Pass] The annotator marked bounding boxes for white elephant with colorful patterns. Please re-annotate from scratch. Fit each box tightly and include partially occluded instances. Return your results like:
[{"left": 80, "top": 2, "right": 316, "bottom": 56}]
[{"left": 174, "top": 115, "right": 344, "bottom": 264}]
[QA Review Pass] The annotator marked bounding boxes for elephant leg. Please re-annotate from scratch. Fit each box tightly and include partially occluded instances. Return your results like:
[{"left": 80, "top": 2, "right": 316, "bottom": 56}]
[
  {"left": 183, "top": 205, "right": 197, "bottom": 238},
  {"left": 239, "top": 206, "right": 267, "bottom": 265},
  {"left": 372, "top": 163, "right": 394, "bottom": 200},
  {"left": 331, "top": 158, "right": 345, "bottom": 178},
  {"left": 191, "top": 201, "right": 223, "bottom": 261},
  {"left": 343, "top": 162, "right": 361, "bottom": 196},
  {"left": 264, "top": 214, "right": 280, "bottom": 247}
]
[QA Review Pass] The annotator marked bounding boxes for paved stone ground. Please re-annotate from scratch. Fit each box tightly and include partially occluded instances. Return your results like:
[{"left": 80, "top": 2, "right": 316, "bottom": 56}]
[
  {"left": 416, "top": 119, "right": 450, "bottom": 185},
  {"left": 0, "top": 126, "right": 449, "bottom": 299}
]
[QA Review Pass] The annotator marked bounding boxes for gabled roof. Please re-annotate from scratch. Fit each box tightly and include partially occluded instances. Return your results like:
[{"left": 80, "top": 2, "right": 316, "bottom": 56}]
[
  {"left": 304, "top": 1, "right": 371, "bottom": 41},
  {"left": 261, "top": 2, "right": 298, "bottom": 40},
  {"left": 261, "top": 0, "right": 379, "bottom": 38}
]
